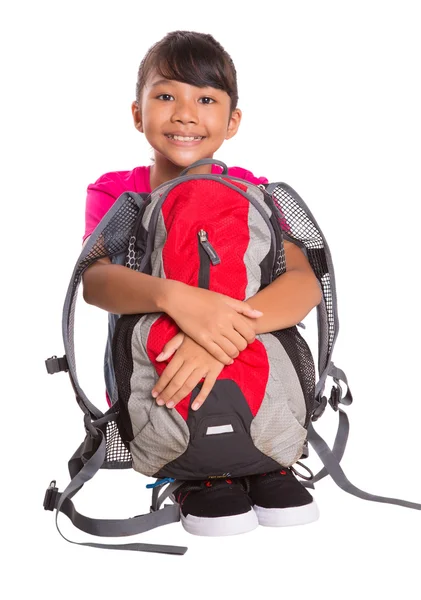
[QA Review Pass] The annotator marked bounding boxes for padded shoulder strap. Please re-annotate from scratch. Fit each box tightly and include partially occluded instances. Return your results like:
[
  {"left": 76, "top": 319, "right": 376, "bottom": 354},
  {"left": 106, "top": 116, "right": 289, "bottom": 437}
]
[
  {"left": 62, "top": 192, "right": 146, "bottom": 418},
  {"left": 266, "top": 182, "right": 341, "bottom": 404}
]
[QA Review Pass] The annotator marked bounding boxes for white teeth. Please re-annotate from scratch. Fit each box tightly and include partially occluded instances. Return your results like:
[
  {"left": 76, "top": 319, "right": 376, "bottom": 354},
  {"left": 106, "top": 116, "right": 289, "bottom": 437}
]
[{"left": 167, "top": 135, "right": 203, "bottom": 141}]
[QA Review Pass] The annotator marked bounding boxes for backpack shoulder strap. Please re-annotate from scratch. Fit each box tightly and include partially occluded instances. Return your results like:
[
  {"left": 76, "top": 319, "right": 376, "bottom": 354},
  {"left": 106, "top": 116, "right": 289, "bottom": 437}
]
[
  {"left": 48, "top": 191, "right": 147, "bottom": 420},
  {"left": 266, "top": 181, "right": 348, "bottom": 410}
]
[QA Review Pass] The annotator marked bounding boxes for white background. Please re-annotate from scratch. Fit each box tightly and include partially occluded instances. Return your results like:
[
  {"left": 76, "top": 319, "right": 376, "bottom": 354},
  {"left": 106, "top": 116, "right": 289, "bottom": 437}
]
[{"left": 2, "top": 1, "right": 420, "bottom": 598}]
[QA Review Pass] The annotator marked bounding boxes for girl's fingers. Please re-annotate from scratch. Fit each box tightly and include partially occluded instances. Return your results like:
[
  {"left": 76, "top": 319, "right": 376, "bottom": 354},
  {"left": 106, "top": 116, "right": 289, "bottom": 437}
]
[
  {"left": 191, "top": 373, "right": 218, "bottom": 411},
  {"left": 233, "top": 315, "right": 257, "bottom": 345},
  {"left": 214, "top": 334, "right": 241, "bottom": 360},
  {"left": 204, "top": 340, "right": 235, "bottom": 365},
  {"left": 152, "top": 355, "right": 183, "bottom": 398},
  {"left": 222, "top": 329, "right": 249, "bottom": 353},
  {"left": 156, "top": 331, "right": 185, "bottom": 361},
  {"left": 223, "top": 296, "right": 263, "bottom": 318},
  {"left": 240, "top": 307, "right": 263, "bottom": 318},
  {"left": 156, "top": 363, "right": 199, "bottom": 407},
  {"left": 161, "top": 368, "right": 207, "bottom": 408}
]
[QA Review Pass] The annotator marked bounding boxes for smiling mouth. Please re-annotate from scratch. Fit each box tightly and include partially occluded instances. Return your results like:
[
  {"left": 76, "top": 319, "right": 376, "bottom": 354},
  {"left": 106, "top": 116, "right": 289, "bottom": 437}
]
[{"left": 165, "top": 134, "right": 205, "bottom": 141}]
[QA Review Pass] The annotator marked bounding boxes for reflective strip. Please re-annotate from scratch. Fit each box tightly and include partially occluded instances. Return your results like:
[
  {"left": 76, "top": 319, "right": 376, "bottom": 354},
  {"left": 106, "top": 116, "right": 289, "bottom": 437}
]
[{"left": 206, "top": 425, "right": 234, "bottom": 435}]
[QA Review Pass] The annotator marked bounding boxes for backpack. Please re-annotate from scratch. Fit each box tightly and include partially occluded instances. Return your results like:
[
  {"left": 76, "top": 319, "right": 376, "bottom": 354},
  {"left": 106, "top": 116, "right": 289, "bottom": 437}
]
[{"left": 44, "top": 159, "right": 421, "bottom": 555}]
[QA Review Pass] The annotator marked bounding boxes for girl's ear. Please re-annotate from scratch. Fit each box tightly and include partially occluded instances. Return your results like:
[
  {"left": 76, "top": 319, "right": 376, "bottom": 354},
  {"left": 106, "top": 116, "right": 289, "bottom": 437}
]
[
  {"left": 225, "top": 108, "right": 242, "bottom": 140},
  {"left": 131, "top": 101, "right": 143, "bottom": 132}
]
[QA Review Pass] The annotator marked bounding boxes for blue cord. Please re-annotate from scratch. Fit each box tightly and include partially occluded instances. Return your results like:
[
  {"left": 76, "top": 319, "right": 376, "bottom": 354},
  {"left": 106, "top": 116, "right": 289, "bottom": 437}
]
[{"left": 146, "top": 477, "right": 175, "bottom": 489}]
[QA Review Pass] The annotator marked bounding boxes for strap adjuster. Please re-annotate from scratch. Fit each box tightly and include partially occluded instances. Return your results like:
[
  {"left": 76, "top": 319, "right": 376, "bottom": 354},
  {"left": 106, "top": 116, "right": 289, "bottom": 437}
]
[
  {"left": 312, "top": 396, "right": 327, "bottom": 421},
  {"left": 43, "top": 480, "right": 59, "bottom": 511},
  {"left": 45, "top": 355, "right": 69, "bottom": 374},
  {"left": 328, "top": 384, "right": 342, "bottom": 411}
]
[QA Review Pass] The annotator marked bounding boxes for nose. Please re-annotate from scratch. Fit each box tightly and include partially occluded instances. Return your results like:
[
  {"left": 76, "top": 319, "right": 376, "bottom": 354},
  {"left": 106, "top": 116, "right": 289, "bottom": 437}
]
[{"left": 170, "top": 98, "right": 199, "bottom": 125}]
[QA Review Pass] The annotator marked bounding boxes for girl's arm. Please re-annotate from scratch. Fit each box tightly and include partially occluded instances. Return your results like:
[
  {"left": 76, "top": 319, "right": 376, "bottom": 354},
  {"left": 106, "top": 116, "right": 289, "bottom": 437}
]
[
  {"left": 242, "top": 240, "right": 322, "bottom": 333},
  {"left": 83, "top": 256, "right": 175, "bottom": 315},
  {"left": 82, "top": 254, "right": 262, "bottom": 365}
]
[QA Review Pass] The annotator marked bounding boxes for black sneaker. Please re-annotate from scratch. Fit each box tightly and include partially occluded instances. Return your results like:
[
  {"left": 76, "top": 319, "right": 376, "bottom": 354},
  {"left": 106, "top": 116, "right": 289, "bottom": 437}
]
[
  {"left": 174, "top": 478, "right": 258, "bottom": 536},
  {"left": 244, "top": 468, "right": 319, "bottom": 527}
]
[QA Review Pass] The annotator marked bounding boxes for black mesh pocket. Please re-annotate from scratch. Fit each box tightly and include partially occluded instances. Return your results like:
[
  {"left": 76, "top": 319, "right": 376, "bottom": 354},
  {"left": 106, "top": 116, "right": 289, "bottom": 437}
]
[
  {"left": 75, "top": 196, "right": 140, "bottom": 288},
  {"left": 103, "top": 418, "right": 132, "bottom": 469},
  {"left": 111, "top": 313, "right": 145, "bottom": 445},
  {"left": 271, "top": 327, "right": 315, "bottom": 427}
]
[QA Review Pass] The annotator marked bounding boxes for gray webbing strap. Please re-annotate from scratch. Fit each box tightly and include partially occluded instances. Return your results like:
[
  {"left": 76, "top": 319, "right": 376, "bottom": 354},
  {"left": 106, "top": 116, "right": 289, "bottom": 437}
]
[
  {"left": 152, "top": 480, "right": 185, "bottom": 511},
  {"left": 56, "top": 498, "right": 185, "bottom": 554},
  {"left": 301, "top": 408, "right": 349, "bottom": 489},
  {"left": 312, "top": 408, "right": 350, "bottom": 483},
  {"left": 53, "top": 430, "right": 187, "bottom": 554},
  {"left": 307, "top": 419, "right": 421, "bottom": 510},
  {"left": 328, "top": 363, "right": 353, "bottom": 406}
]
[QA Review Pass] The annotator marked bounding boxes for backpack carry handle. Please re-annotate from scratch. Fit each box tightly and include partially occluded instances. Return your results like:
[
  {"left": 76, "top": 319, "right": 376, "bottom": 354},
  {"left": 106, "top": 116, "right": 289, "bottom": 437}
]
[{"left": 180, "top": 159, "right": 228, "bottom": 176}]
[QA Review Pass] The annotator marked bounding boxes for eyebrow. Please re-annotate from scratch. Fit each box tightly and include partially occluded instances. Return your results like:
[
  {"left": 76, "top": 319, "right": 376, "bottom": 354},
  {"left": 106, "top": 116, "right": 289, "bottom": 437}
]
[
  {"left": 150, "top": 78, "right": 173, "bottom": 88},
  {"left": 148, "top": 78, "right": 219, "bottom": 93}
]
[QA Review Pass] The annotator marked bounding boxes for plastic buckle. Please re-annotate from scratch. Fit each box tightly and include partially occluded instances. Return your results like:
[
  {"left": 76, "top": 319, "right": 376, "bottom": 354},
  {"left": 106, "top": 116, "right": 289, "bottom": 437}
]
[
  {"left": 328, "top": 384, "right": 342, "bottom": 411},
  {"left": 45, "top": 355, "right": 69, "bottom": 375},
  {"left": 43, "top": 480, "right": 59, "bottom": 511},
  {"left": 311, "top": 396, "right": 327, "bottom": 421}
]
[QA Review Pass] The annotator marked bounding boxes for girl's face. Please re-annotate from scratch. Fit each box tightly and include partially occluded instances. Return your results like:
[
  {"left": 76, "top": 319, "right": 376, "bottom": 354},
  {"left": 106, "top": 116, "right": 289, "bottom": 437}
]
[{"left": 132, "top": 71, "right": 241, "bottom": 169}]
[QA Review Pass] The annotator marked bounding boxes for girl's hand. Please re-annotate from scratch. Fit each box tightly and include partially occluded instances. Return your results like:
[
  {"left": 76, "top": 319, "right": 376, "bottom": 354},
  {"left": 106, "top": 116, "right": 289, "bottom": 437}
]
[
  {"left": 152, "top": 333, "right": 225, "bottom": 411},
  {"left": 155, "top": 331, "right": 185, "bottom": 362},
  {"left": 163, "top": 282, "right": 262, "bottom": 366}
]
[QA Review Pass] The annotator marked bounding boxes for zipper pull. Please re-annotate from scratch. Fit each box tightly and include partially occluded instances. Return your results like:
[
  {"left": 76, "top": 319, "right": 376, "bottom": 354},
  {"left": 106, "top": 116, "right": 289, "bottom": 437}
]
[{"left": 198, "top": 230, "right": 221, "bottom": 265}]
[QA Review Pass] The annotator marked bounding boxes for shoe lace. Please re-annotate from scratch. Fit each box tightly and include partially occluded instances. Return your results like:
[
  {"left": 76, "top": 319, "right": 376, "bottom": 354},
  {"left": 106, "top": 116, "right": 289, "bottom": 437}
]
[
  {"left": 240, "top": 461, "right": 314, "bottom": 491},
  {"left": 178, "top": 477, "right": 237, "bottom": 494},
  {"left": 239, "top": 470, "right": 286, "bottom": 493}
]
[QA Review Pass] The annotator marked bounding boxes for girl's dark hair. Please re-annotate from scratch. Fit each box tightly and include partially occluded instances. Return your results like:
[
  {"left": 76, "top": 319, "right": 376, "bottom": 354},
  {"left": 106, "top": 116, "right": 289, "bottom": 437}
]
[{"left": 135, "top": 31, "right": 238, "bottom": 111}]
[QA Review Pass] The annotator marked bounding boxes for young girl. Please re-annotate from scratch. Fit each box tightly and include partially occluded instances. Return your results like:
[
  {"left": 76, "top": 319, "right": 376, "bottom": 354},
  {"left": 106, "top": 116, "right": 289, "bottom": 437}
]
[{"left": 82, "top": 30, "right": 322, "bottom": 536}]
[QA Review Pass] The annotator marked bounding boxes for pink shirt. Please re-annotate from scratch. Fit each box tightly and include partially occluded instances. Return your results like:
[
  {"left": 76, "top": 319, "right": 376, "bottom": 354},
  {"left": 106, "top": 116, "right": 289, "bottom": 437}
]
[{"left": 84, "top": 164, "right": 268, "bottom": 242}]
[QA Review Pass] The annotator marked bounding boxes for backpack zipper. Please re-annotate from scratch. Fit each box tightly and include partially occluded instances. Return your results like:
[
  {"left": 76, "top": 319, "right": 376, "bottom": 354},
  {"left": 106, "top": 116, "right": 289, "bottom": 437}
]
[
  {"left": 198, "top": 229, "right": 220, "bottom": 288},
  {"left": 144, "top": 179, "right": 280, "bottom": 280}
]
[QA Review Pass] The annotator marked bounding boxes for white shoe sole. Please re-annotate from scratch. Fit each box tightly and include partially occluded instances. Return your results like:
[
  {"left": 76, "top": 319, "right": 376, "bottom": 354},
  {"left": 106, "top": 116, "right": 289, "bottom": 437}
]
[
  {"left": 181, "top": 507, "right": 259, "bottom": 537},
  {"left": 254, "top": 500, "right": 320, "bottom": 527}
]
